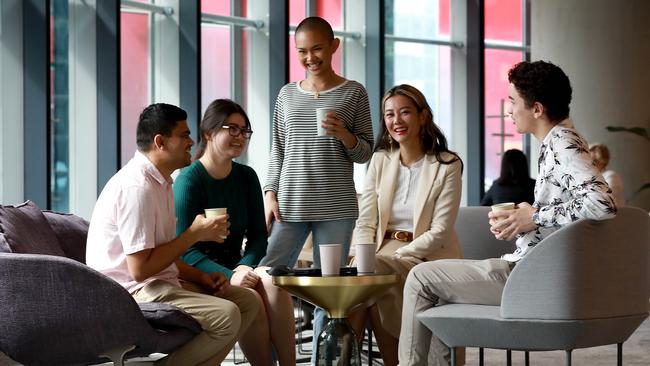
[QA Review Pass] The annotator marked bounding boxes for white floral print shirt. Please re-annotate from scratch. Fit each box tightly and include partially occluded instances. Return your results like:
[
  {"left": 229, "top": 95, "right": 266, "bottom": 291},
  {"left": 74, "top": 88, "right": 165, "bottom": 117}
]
[{"left": 510, "top": 119, "right": 617, "bottom": 260}]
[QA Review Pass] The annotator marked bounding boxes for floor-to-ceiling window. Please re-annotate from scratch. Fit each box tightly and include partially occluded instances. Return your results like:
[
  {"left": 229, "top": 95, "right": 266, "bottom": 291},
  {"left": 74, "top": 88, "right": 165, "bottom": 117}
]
[
  {"left": 384, "top": 0, "right": 453, "bottom": 140},
  {"left": 483, "top": 0, "right": 528, "bottom": 189},
  {"left": 120, "top": 1, "right": 151, "bottom": 166},
  {"left": 50, "top": 0, "right": 69, "bottom": 212}
]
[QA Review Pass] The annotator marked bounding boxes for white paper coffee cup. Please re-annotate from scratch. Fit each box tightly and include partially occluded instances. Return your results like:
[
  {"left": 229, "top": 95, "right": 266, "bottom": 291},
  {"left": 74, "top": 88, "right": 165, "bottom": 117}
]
[
  {"left": 491, "top": 202, "right": 515, "bottom": 221},
  {"left": 355, "top": 243, "right": 376, "bottom": 275},
  {"left": 315, "top": 108, "right": 336, "bottom": 137},
  {"left": 205, "top": 207, "right": 227, "bottom": 218},
  {"left": 319, "top": 243, "right": 342, "bottom": 276}
]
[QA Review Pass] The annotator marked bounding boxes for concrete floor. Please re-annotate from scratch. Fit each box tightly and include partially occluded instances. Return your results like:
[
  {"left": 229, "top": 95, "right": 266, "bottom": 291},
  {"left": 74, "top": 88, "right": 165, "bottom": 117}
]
[{"left": 1, "top": 317, "right": 649, "bottom": 365}]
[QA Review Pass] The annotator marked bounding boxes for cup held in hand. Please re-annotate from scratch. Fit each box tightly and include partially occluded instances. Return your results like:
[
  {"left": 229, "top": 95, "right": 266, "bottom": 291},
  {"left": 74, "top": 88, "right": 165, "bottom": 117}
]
[
  {"left": 315, "top": 107, "right": 336, "bottom": 137},
  {"left": 355, "top": 243, "right": 376, "bottom": 275},
  {"left": 319, "top": 243, "right": 342, "bottom": 276},
  {"left": 205, "top": 207, "right": 227, "bottom": 218},
  {"left": 205, "top": 208, "right": 228, "bottom": 239},
  {"left": 491, "top": 202, "right": 515, "bottom": 221}
]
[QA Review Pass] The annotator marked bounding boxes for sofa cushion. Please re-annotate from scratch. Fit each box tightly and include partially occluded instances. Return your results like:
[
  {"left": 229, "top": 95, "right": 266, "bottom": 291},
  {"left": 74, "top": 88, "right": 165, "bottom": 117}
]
[
  {"left": 138, "top": 302, "right": 202, "bottom": 334},
  {"left": 42, "top": 211, "right": 89, "bottom": 263},
  {"left": 0, "top": 201, "right": 66, "bottom": 256}
]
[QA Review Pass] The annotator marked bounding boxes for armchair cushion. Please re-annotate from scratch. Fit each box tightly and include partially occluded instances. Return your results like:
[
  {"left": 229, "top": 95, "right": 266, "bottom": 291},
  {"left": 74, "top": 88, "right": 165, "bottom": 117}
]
[
  {"left": 0, "top": 201, "right": 65, "bottom": 256},
  {"left": 42, "top": 210, "right": 89, "bottom": 263},
  {"left": 138, "top": 302, "right": 201, "bottom": 334}
]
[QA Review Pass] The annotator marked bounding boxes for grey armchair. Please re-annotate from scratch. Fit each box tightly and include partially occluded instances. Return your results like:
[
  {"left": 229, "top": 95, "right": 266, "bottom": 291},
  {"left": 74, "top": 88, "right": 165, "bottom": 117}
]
[{"left": 418, "top": 206, "right": 650, "bottom": 366}]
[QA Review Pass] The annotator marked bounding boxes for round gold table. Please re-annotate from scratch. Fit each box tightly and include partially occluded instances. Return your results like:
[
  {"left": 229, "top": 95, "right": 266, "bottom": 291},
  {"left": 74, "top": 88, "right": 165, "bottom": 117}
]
[{"left": 273, "top": 274, "right": 399, "bottom": 365}]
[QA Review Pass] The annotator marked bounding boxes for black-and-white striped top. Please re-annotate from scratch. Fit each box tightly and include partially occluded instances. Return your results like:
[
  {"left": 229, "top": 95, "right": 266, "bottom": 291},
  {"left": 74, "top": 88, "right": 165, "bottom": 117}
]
[{"left": 264, "top": 80, "right": 374, "bottom": 221}]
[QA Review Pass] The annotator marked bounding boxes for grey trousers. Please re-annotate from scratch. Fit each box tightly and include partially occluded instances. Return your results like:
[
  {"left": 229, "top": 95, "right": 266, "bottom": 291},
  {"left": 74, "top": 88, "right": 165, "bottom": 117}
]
[{"left": 398, "top": 258, "right": 511, "bottom": 366}]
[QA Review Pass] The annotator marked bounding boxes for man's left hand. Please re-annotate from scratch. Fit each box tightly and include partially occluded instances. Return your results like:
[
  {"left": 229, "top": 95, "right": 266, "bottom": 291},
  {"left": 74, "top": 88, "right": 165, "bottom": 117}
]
[{"left": 200, "top": 272, "right": 230, "bottom": 296}]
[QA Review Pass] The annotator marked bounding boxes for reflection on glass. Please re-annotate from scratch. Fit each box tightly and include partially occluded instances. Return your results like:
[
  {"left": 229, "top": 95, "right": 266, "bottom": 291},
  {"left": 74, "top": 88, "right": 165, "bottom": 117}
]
[
  {"left": 50, "top": 0, "right": 69, "bottom": 212},
  {"left": 120, "top": 9, "right": 150, "bottom": 166}
]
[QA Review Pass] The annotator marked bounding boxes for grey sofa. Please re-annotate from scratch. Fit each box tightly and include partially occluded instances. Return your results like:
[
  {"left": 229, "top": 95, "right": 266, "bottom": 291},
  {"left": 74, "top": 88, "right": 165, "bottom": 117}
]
[
  {"left": 418, "top": 206, "right": 650, "bottom": 366},
  {"left": 0, "top": 201, "right": 201, "bottom": 365}
]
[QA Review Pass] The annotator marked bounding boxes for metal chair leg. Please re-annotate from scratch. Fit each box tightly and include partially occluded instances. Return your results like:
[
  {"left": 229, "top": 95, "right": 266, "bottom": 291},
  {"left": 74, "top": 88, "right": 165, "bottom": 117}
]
[
  {"left": 525, "top": 350, "right": 530, "bottom": 366},
  {"left": 99, "top": 345, "right": 135, "bottom": 366},
  {"left": 367, "top": 326, "right": 373, "bottom": 365},
  {"left": 617, "top": 343, "right": 623, "bottom": 366},
  {"left": 566, "top": 349, "right": 572, "bottom": 366},
  {"left": 506, "top": 349, "right": 512, "bottom": 366},
  {"left": 450, "top": 347, "right": 456, "bottom": 366},
  {"left": 479, "top": 347, "right": 484, "bottom": 366}
]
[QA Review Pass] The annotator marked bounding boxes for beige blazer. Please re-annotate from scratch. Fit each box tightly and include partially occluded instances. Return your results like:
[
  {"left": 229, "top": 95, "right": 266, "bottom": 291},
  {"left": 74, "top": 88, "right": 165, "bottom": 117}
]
[{"left": 352, "top": 149, "right": 463, "bottom": 261}]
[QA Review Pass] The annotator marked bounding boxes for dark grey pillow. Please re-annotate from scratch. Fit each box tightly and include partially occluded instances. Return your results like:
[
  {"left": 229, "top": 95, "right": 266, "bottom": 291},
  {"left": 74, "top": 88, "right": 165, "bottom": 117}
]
[
  {"left": 0, "top": 201, "right": 66, "bottom": 256},
  {"left": 42, "top": 210, "right": 89, "bottom": 263},
  {"left": 138, "top": 302, "right": 202, "bottom": 334}
]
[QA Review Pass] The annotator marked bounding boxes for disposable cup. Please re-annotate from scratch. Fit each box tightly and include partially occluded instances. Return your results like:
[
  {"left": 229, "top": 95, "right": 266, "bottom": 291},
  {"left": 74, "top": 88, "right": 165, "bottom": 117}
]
[
  {"left": 355, "top": 243, "right": 376, "bottom": 275},
  {"left": 205, "top": 207, "right": 227, "bottom": 218},
  {"left": 315, "top": 108, "right": 336, "bottom": 137},
  {"left": 491, "top": 202, "right": 515, "bottom": 221},
  {"left": 319, "top": 244, "right": 342, "bottom": 276}
]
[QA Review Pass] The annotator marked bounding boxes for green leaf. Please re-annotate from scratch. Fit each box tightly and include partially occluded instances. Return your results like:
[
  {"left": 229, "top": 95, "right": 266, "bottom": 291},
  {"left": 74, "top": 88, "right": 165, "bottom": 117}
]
[{"left": 605, "top": 126, "right": 650, "bottom": 141}]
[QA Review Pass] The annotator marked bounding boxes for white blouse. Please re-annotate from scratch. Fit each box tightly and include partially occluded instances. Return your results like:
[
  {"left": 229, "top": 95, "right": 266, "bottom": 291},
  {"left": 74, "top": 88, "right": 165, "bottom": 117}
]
[{"left": 387, "top": 157, "right": 424, "bottom": 232}]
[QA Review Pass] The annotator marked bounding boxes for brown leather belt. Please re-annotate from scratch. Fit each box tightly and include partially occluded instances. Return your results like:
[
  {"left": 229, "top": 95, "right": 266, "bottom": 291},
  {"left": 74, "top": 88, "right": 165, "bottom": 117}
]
[{"left": 384, "top": 230, "right": 413, "bottom": 242}]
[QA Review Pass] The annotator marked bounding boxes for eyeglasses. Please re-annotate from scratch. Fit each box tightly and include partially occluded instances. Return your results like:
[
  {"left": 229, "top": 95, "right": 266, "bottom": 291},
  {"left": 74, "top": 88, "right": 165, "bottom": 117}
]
[{"left": 222, "top": 124, "right": 253, "bottom": 139}]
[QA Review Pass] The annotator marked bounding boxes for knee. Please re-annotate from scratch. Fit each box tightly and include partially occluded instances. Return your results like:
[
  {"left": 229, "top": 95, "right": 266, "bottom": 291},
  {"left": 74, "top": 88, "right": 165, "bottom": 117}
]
[
  {"left": 205, "top": 300, "right": 242, "bottom": 340},
  {"left": 405, "top": 262, "right": 431, "bottom": 292}
]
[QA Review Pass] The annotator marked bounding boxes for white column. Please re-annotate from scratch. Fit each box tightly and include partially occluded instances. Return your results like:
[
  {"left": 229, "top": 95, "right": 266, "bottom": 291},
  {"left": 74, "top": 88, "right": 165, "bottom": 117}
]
[
  {"left": 153, "top": 0, "right": 180, "bottom": 105},
  {"left": 0, "top": 0, "right": 24, "bottom": 204},
  {"left": 67, "top": 0, "right": 97, "bottom": 219},
  {"left": 532, "top": 0, "right": 650, "bottom": 210},
  {"left": 245, "top": 0, "right": 272, "bottom": 185},
  {"left": 450, "top": 0, "right": 469, "bottom": 206}
]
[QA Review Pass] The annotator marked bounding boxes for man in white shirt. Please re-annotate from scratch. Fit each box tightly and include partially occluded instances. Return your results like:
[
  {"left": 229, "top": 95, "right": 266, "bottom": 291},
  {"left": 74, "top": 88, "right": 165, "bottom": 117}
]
[
  {"left": 397, "top": 61, "right": 617, "bottom": 366},
  {"left": 86, "top": 103, "right": 259, "bottom": 365}
]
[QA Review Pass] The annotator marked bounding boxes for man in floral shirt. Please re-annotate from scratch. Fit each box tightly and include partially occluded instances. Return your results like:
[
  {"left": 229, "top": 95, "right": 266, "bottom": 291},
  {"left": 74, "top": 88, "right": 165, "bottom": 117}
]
[{"left": 397, "top": 61, "right": 617, "bottom": 366}]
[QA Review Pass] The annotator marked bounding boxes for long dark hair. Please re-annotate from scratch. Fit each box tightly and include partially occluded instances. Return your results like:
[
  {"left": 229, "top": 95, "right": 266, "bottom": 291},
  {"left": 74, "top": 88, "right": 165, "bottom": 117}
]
[
  {"left": 193, "top": 99, "right": 251, "bottom": 160},
  {"left": 375, "top": 84, "right": 461, "bottom": 167},
  {"left": 496, "top": 149, "right": 530, "bottom": 185}
]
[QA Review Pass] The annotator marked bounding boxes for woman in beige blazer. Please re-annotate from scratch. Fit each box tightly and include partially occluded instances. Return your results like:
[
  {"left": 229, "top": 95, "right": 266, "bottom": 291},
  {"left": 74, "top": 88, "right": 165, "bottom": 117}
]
[{"left": 349, "top": 84, "right": 463, "bottom": 366}]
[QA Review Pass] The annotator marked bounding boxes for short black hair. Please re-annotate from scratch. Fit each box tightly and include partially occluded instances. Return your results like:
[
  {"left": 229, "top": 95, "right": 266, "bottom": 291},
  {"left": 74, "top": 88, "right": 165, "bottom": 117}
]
[
  {"left": 136, "top": 103, "right": 187, "bottom": 151},
  {"left": 295, "top": 16, "right": 334, "bottom": 40},
  {"left": 508, "top": 61, "right": 572, "bottom": 122}
]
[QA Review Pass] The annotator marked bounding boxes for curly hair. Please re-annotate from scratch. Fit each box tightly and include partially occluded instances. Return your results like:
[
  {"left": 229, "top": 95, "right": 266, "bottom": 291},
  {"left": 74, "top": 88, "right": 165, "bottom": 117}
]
[
  {"left": 375, "top": 84, "right": 461, "bottom": 167},
  {"left": 508, "top": 61, "right": 572, "bottom": 122}
]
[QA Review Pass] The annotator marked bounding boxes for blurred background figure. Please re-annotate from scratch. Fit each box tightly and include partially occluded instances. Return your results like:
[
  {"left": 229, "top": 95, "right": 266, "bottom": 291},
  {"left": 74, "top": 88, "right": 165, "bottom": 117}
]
[
  {"left": 590, "top": 143, "right": 625, "bottom": 206},
  {"left": 481, "top": 149, "right": 535, "bottom": 206}
]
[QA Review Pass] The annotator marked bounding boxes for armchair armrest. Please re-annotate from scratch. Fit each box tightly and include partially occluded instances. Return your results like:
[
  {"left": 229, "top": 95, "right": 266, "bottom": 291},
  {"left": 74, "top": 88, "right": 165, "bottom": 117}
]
[{"left": 0, "top": 253, "right": 159, "bottom": 365}]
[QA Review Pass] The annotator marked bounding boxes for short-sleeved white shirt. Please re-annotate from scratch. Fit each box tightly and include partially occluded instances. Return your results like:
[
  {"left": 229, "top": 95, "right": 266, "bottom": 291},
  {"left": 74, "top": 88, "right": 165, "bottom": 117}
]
[{"left": 86, "top": 151, "right": 180, "bottom": 293}]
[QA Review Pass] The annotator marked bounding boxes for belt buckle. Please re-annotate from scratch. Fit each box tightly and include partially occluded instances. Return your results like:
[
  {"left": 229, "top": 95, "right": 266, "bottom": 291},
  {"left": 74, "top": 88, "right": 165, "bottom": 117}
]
[{"left": 392, "top": 230, "right": 409, "bottom": 242}]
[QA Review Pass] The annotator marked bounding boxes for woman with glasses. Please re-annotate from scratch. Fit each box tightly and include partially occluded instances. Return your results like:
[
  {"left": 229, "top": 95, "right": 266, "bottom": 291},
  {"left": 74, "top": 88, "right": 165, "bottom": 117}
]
[{"left": 173, "top": 99, "right": 295, "bottom": 366}]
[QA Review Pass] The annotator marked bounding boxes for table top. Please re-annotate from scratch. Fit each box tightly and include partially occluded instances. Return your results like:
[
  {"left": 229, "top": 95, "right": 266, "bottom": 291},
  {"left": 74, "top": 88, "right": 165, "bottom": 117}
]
[{"left": 273, "top": 274, "right": 399, "bottom": 318}]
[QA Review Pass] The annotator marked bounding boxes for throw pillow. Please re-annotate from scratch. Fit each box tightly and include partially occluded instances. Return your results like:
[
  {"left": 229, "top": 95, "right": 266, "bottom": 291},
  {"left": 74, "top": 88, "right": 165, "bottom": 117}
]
[
  {"left": 42, "top": 211, "right": 89, "bottom": 263},
  {"left": 0, "top": 201, "right": 66, "bottom": 256}
]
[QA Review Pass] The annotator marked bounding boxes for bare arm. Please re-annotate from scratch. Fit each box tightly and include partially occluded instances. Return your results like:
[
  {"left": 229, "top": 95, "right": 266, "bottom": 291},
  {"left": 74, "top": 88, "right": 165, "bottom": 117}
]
[{"left": 125, "top": 214, "right": 229, "bottom": 282}]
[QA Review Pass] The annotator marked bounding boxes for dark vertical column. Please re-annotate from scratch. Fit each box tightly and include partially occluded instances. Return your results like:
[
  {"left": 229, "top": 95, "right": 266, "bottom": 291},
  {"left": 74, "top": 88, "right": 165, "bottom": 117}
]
[
  {"left": 231, "top": 0, "right": 243, "bottom": 106},
  {"left": 466, "top": 0, "right": 485, "bottom": 205},
  {"left": 179, "top": 0, "right": 200, "bottom": 139},
  {"left": 268, "top": 0, "right": 289, "bottom": 141},
  {"left": 366, "top": 0, "right": 385, "bottom": 139},
  {"left": 96, "top": 0, "right": 120, "bottom": 193},
  {"left": 23, "top": 0, "right": 49, "bottom": 208}
]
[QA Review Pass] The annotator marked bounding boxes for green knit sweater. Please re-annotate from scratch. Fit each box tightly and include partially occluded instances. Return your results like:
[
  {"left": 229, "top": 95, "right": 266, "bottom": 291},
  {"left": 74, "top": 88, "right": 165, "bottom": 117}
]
[{"left": 173, "top": 160, "right": 267, "bottom": 279}]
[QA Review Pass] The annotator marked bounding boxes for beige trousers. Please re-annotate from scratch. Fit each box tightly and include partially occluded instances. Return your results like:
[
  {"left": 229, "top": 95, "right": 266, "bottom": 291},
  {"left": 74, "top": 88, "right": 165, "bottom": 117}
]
[
  {"left": 132, "top": 280, "right": 259, "bottom": 366},
  {"left": 398, "top": 258, "right": 511, "bottom": 366}
]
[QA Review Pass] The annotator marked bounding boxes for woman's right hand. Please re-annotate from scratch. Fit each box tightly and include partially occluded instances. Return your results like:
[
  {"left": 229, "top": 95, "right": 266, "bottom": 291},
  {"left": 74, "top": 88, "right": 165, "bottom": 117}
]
[{"left": 264, "top": 191, "right": 281, "bottom": 234}]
